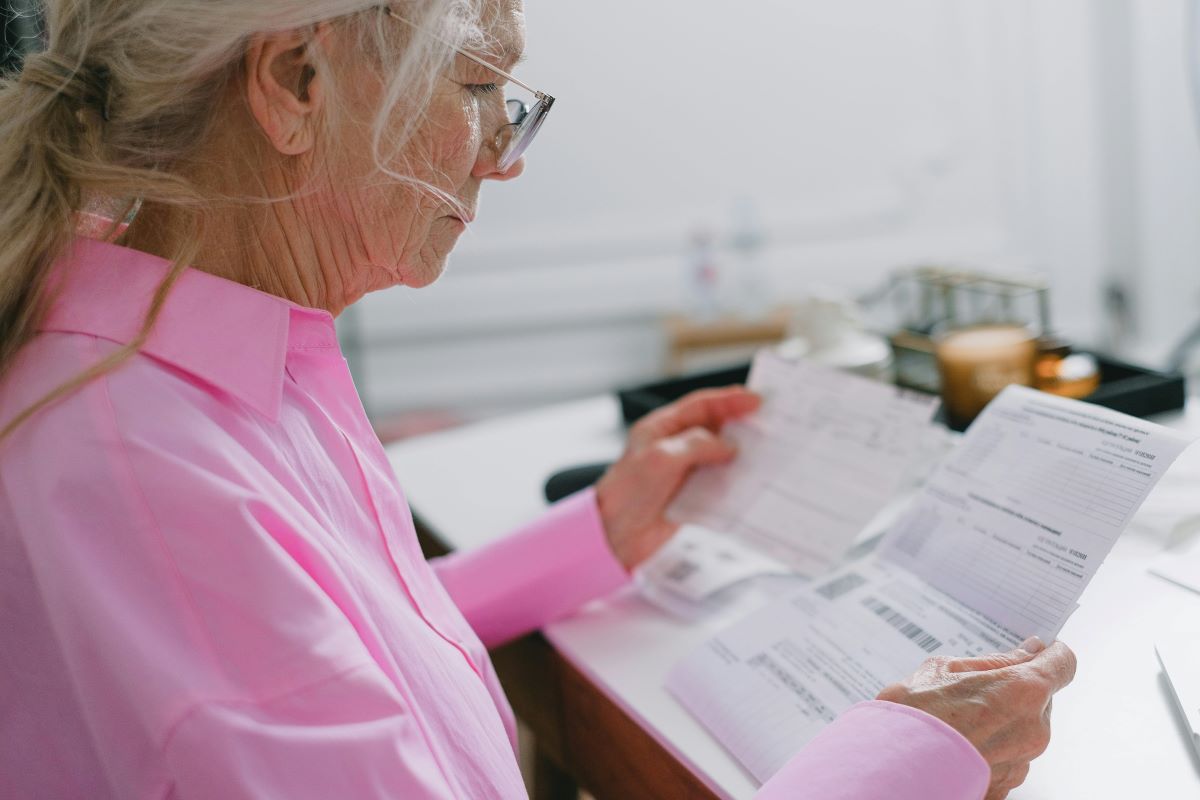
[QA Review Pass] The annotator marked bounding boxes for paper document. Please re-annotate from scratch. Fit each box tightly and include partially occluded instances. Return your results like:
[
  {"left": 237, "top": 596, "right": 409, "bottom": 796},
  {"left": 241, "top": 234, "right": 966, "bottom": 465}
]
[
  {"left": 880, "top": 385, "right": 1192, "bottom": 642},
  {"left": 667, "top": 351, "right": 938, "bottom": 577},
  {"left": 668, "top": 385, "right": 1193, "bottom": 784},
  {"left": 636, "top": 524, "right": 791, "bottom": 604},
  {"left": 667, "top": 559, "right": 1020, "bottom": 782}
]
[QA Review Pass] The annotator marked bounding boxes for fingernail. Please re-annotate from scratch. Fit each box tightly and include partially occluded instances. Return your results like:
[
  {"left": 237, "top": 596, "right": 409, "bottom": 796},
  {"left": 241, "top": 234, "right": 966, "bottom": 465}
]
[{"left": 1020, "top": 636, "right": 1046, "bottom": 654}]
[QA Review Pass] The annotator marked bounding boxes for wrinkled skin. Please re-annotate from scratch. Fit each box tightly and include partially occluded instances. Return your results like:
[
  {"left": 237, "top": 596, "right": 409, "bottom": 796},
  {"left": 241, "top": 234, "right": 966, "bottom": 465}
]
[
  {"left": 595, "top": 386, "right": 761, "bottom": 570},
  {"left": 130, "top": 1, "right": 529, "bottom": 315},
  {"left": 877, "top": 637, "right": 1077, "bottom": 799}
]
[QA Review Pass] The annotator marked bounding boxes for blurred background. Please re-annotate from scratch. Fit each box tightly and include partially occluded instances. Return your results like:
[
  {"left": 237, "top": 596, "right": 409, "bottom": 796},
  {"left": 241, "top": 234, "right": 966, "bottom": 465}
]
[{"left": 6, "top": 0, "right": 1200, "bottom": 435}]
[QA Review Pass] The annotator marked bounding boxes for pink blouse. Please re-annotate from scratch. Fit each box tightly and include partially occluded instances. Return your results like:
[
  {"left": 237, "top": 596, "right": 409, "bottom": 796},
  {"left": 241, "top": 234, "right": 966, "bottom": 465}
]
[{"left": 0, "top": 238, "right": 988, "bottom": 799}]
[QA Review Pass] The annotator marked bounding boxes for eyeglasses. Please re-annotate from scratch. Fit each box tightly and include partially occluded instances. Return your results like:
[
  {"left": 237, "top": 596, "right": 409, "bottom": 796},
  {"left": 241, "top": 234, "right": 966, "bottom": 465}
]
[{"left": 385, "top": 8, "right": 555, "bottom": 173}]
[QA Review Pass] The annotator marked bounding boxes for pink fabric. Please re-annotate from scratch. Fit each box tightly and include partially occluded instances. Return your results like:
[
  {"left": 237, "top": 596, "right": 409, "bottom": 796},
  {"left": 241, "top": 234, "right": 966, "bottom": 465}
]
[
  {"left": 0, "top": 238, "right": 988, "bottom": 799},
  {"left": 432, "top": 491, "right": 630, "bottom": 647},
  {"left": 759, "top": 701, "right": 990, "bottom": 800}
]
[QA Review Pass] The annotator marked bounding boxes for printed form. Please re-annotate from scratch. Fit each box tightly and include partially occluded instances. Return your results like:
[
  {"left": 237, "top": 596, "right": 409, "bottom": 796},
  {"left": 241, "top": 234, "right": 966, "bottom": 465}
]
[
  {"left": 663, "top": 351, "right": 937, "bottom": 581},
  {"left": 667, "top": 385, "right": 1193, "bottom": 783},
  {"left": 880, "top": 386, "right": 1192, "bottom": 642}
]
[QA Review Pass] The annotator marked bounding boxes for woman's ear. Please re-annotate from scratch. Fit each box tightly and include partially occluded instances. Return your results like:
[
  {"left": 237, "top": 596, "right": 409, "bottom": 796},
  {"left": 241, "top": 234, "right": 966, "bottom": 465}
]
[{"left": 244, "top": 23, "right": 335, "bottom": 156}]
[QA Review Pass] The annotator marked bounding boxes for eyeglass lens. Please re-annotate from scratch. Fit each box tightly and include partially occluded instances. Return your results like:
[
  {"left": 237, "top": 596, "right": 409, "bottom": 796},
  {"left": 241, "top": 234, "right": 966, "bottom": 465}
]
[
  {"left": 506, "top": 99, "right": 528, "bottom": 125},
  {"left": 497, "top": 96, "right": 553, "bottom": 172}
]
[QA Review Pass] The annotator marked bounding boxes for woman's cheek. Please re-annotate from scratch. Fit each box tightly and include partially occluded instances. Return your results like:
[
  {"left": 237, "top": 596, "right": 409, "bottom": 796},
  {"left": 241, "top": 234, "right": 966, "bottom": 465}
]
[{"left": 429, "top": 96, "right": 484, "bottom": 184}]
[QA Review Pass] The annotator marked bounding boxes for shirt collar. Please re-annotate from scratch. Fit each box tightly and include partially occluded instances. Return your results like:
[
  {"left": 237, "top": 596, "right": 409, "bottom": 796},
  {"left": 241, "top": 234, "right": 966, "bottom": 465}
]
[{"left": 39, "top": 238, "right": 340, "bottom": 421}]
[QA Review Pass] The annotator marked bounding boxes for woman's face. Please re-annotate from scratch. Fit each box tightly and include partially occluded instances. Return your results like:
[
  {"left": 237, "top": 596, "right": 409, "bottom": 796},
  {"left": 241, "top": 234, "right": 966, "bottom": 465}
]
[{"left": 319, "top": 0, "right": 528, "bottom": 298}]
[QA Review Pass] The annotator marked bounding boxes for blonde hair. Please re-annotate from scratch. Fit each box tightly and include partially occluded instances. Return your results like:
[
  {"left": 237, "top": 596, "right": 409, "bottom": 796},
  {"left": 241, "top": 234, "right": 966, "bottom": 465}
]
[{"left": 0, "top": 0, "right": 491, "bottom": 440}]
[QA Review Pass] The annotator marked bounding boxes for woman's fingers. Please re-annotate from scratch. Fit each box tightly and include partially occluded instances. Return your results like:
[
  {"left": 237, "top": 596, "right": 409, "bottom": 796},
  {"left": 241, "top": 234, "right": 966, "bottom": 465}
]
[
  {"left": 949, "top": 639, "right": 1044, "bottom": 673},
  {"left": 984, "top": 760, "right": 1031, "bottom": 800},
  {"left": 977, "top": 708, "right": 1053, "bottom": 764},
  {"left": 630, "top": 386, "right": 760, "bottom": 448},
  {"left": 1003, "top": 761, "right": 1032, "bottom": 793},
  {"left": 1026, "top": 641, "right": 1078, "bottom": 693},
  {"left": 653, "top": 426, "right": 738, "bottom": 470},
  {"left": 595, "top": 424, "right": 741, "bottom": 570},
  {"left": 878, "top": 639, "right": 1075, "bottom": 793},
  {"left": 960, "top": 645, "right": 1068, "bottom": 769},
  {"left": 950, "top": 639, "right": 1075, "bottom": 698}
]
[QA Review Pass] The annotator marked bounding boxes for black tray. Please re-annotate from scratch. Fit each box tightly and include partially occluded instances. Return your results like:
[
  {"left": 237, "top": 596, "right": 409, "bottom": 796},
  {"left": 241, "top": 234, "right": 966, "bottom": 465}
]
[
  {"left": 617, "top": 364, "right": 751, "bottom": 426},
  {"left": 1082, "top": 353, "right": 1187, "bottom": 419},
  {"left": 615, "top": 353, "right": 1185, "bottom": 427}
]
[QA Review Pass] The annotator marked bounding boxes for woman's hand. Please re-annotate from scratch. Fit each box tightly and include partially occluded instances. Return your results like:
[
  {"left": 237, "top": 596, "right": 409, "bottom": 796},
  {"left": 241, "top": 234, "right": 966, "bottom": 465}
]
[
  {"left": 876, "top": 637, "right": 1077, "bottom": 800},
  {"left": 594, "top": 386, "right": 761, "bottom": 570}
]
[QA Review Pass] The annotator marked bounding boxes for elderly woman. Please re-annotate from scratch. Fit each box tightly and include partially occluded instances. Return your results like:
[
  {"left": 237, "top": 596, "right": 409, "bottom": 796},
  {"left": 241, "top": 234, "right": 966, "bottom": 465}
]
[{"left": 0, "top": 1, "right": 1075, "bottom": 798}]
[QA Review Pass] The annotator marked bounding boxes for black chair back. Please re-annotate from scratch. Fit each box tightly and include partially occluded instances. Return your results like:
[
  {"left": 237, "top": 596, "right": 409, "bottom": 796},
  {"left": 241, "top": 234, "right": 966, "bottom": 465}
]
[{"left": 2, "top": 1, "right": 43, "bottom": 76}]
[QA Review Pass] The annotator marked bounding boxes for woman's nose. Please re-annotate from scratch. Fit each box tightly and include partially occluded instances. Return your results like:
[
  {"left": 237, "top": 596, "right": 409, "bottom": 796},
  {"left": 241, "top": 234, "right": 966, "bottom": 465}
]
[
  {"left": 473, "top": 118, "right": 526, "bottom": 181},
  {"left": 494, "top": 157, "right": 525, "bottom": 181},
  {"left": 473, "top": 148, "right": 525, "bottom": 181}
]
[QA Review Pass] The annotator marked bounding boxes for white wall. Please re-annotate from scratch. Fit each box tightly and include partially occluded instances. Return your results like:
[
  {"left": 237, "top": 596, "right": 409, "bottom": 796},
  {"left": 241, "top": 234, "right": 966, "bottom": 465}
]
[
  {"left": 347, "top": 0, "right": 1135, "bottom": 420},
  {"left": 1123, "top": 0, "right": 1200, "bottom": 361}
]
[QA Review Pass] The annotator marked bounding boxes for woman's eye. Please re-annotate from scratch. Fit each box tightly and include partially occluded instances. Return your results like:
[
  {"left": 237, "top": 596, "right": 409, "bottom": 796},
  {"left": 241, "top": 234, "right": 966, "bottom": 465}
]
[{"left": 466, "top": 83, "right": 500, "bottom": 97}]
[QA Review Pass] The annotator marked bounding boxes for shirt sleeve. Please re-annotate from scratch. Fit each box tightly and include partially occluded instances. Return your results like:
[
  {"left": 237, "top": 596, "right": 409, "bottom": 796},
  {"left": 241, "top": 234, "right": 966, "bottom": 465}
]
[
  {"left": 429, "top": 488, "right": 631, "bottom": 648},
  {"left": 756, "top": 701, "right": 989, "bottom": 800}
]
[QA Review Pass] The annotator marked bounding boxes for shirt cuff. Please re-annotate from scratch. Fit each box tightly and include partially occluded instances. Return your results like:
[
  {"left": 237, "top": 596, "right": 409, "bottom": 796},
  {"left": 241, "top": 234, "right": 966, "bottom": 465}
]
[
  {"left": 756, "top": 700, "right": 989, "bottom": 800},
  {"left": 430, "top": 488, "right": 630, "bottom": 648}
]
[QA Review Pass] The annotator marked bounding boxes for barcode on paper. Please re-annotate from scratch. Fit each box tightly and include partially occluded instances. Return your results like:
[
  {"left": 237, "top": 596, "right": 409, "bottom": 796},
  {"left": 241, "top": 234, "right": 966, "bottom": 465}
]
[{"left": 863, "top": 597, "right": 943, "bottom": 653}]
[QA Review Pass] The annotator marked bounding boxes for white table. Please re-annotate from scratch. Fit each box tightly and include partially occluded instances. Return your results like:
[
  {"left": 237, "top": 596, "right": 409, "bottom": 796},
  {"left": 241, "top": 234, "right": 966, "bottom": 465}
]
[{"left": 386, "top": 395, "right": 1200, "bottom": 799}]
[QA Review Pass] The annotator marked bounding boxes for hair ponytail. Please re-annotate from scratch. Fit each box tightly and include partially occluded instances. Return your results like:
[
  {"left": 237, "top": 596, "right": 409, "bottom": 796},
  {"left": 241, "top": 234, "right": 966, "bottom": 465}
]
[
  {"left": 0, "top": 53, "right": 98, "bottom": 373},
  {"left": 0, "top": 51, "right": 198, "bottom": 442},
  {"left": 0, "top": 0, "right": 480, "bottom": 444}
]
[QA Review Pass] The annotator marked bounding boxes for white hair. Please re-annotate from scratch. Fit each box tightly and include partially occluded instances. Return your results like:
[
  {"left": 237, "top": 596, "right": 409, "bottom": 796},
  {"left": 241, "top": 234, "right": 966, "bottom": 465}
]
[{"left": 0, "top": 0, "right": 494, "bottom": 440}]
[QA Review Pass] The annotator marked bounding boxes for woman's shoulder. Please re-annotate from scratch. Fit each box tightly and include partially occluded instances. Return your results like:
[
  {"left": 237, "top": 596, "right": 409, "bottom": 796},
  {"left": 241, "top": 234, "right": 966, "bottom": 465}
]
[
  {"left": 0, "top": 332, "right": 379, "bottom": 744},
  {"left": 1, "top": 330, "right": 272, "bottom": 485},
  {"left": 0, "top": 329, "right": 319, "bottom": 593}
]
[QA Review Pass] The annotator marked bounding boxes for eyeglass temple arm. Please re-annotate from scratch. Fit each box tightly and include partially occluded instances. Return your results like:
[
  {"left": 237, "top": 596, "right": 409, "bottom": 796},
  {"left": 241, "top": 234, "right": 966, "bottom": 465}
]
[{"left": 385, "top": 9, "right": 544, "bottom": 99}]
